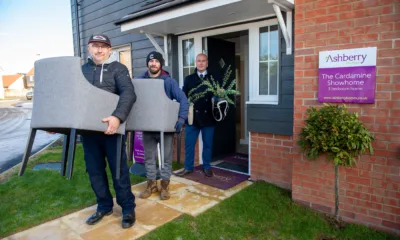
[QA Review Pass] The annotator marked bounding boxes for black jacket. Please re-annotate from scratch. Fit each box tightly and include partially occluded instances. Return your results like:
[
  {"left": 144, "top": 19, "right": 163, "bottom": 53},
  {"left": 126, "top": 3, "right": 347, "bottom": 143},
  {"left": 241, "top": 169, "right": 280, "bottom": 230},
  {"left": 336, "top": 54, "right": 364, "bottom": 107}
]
[
  {"left": 81, "top": 57, "right": 136, "bottom": 123},
  {"left": 182, "top": 70, "right": 216, "bottom": 127}
]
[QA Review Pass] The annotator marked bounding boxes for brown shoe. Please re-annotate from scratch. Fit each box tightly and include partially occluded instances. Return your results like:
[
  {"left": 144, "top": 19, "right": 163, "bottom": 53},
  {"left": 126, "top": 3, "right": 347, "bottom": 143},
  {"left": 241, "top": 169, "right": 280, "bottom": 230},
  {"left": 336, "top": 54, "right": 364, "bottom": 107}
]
[
  {"left": 139, "top": 179, "right": 158, "bottom": 199},
  {"left": 203, "top": 168, "right": 213, "bottom": 177},
  {"left": 160, "top": 180, "right": 171, "bottom": 200}
]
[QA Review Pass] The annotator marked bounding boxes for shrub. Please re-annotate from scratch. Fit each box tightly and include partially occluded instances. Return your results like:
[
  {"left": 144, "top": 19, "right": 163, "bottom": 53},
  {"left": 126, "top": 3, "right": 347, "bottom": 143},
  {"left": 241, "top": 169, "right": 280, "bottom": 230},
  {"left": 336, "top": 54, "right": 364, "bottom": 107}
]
[{"left": 298, "top": 104, "right": 374, "bottom": 167}]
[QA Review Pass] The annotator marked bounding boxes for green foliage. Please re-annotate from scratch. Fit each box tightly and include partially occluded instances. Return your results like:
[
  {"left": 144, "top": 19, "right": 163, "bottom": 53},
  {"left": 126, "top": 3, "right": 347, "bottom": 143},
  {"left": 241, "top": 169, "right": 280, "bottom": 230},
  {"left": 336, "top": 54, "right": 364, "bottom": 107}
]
[
  {"left": 187, "top": 65, "right": 240, "bottom": 105},
  {"left": 298, "top": 104, "right": 375, "bottom": 167}
]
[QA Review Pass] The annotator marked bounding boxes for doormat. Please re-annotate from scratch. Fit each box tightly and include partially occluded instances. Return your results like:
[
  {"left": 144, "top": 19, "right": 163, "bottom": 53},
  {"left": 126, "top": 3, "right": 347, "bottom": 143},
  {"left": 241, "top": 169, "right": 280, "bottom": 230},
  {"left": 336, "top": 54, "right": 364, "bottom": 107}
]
[
  {"left": 182, "top": 165, "right": 249, "bottom": 190},
  {"left": 214, "top": 153, "right": 249, "bottom": 173},
  {"left": 221, "top": 153, "right": 248, "bottom": 165},
  {"left": 214, "top": 161, "right": 248, "bottom": 173}
]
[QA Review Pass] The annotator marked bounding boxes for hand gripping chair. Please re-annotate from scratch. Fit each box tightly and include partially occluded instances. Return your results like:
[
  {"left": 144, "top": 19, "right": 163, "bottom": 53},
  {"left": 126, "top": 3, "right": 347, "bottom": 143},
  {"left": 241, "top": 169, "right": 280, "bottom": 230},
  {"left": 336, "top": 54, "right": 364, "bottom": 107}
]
[
  {"left": 18, "top": 56, "right": 126, "bottom": 180},
  {"left": 125, "top": 78, "right": 180, "bottom": 171}
]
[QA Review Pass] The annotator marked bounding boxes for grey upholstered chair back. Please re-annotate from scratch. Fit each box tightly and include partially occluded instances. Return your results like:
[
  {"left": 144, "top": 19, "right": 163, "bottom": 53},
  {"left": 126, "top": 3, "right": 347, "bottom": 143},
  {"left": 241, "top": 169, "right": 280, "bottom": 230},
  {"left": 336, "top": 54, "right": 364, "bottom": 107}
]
[
  {"left": 125, "top": 78, "right": 179, "bottom": 132},
  {"left": 31, "top": 56, "right": 125, "bottom": 134}
]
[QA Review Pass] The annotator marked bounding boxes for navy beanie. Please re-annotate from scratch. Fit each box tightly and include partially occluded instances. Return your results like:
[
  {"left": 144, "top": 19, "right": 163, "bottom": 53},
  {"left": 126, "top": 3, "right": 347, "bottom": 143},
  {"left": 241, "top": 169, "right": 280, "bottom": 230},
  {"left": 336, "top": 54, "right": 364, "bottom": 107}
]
[{"left": 146, "top": 51, "right": 164, "bottom": 67}]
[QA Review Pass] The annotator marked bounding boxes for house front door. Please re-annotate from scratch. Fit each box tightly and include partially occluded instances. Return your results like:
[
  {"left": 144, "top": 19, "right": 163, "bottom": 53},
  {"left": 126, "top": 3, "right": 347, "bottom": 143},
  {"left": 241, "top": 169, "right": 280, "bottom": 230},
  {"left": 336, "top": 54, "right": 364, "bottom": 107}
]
[{"left": 206, "top": 37, "right": 236, "bottom": 159}]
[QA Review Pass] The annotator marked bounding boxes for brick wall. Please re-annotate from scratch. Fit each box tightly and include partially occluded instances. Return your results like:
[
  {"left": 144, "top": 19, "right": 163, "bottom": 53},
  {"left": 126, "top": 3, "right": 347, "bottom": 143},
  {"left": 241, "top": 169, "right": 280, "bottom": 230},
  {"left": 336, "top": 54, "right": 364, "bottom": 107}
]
[
  {"left": 250, "top": 133, "right": 294, "bottom": 190},
  {"left": 294, "top": 0, "right": 400, "bottom": 234}
]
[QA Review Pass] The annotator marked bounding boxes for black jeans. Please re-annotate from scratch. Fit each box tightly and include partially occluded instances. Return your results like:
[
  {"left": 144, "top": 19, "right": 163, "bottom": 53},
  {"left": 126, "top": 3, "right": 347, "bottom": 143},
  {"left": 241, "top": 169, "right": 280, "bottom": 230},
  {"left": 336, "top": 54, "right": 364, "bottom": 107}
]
[{"left": 81, "top": 133, "right": 135, "bottom": 215}]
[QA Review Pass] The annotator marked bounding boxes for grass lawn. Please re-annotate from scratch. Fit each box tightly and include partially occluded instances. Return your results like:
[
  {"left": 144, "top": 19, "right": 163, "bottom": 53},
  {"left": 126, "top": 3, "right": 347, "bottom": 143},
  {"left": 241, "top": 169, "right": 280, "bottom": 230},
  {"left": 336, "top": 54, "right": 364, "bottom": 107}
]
[
  {"left": 0, "top": 146, "right": 397, "bottom": 240},
  {"left": 141, "top": 182, "right": 398, "bottom": 240},
  {"left": 0, "top": 144, "right": 180, "bottom": 238}
]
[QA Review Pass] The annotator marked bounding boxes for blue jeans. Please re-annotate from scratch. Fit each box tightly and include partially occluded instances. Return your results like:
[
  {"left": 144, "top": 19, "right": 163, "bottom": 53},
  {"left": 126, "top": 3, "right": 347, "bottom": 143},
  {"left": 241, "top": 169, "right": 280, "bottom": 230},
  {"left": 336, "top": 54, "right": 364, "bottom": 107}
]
[
  {"left": 81, "top": 133, "right": 135, "bottom": 215},
  {"left": 184, "top": 125, "right": 215, "bottom": 170}
]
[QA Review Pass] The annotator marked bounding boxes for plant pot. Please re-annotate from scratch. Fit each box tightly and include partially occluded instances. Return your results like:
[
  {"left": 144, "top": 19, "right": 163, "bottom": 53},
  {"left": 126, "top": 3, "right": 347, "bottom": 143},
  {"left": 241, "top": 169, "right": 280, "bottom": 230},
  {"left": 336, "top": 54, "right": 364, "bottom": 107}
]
[
  {"left": 188, "top": 103, "right": 194, "bottom": 125},
  {"left": 212, "top": 96, "right": 229, "bottom": 122}
]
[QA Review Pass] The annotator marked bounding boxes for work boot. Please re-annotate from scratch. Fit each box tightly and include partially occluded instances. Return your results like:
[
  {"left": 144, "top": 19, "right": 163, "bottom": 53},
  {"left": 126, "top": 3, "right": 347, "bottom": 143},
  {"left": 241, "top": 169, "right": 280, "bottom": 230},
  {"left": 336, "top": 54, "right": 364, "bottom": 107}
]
[
  {"left": 160, "top": 180, "right": 171, "bottom": 200},
  {"left": 139, "top": 179, "right": 158, "bottom": 199}
]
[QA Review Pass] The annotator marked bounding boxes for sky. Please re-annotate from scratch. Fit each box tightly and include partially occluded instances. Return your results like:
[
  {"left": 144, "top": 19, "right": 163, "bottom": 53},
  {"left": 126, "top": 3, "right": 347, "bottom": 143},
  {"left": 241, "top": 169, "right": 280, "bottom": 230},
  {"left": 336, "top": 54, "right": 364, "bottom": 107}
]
[{"left": 0, "top": 0, "right": 74, "bottom": 74}]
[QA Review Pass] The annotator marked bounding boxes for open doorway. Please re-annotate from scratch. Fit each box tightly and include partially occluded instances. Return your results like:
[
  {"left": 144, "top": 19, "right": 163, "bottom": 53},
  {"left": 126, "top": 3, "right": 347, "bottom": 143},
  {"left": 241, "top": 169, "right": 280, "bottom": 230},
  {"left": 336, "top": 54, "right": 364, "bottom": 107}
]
[{"left": 202, "top": 30, "right": 249, "bottom": 175}]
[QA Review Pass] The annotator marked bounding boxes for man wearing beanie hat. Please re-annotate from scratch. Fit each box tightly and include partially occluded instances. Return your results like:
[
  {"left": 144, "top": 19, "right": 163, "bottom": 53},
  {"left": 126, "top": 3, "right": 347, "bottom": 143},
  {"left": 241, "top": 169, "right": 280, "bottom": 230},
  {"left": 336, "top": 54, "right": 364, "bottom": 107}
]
[
  {"left": 138, "top": 51, "right": 189, "bottom": 200},
  {"left": 80, "top": 33, "right": 136, "bottom": 228}
]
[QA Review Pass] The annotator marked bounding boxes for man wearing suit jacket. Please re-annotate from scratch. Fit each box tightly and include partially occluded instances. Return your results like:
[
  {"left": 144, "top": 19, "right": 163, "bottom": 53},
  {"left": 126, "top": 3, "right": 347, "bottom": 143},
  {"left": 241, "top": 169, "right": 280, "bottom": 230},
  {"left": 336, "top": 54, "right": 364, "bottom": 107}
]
[{"left": 177, "top": 53, "right": 217, "bottom": 177}]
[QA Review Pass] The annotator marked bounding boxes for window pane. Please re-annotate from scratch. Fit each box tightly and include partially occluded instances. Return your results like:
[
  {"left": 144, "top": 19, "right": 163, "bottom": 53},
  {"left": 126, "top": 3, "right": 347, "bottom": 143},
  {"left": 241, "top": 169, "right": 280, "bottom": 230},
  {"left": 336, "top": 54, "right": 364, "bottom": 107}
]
[
  {"left": 259, "top": 27, "right": 269, "bottom": 61},
  {"left": 189, "top": 44, "right": 195, "bottom": 66},
  {"left": 270, "top": 25, "right": 279, "bottom": 61},
  {"left": 259, "top": 62, "right": 268, "bottom": 95},
  {"left": 258, "top": 25, "right": 279, "bottom": 97},
  {"left": 202, "top": 37, "right": 208, "bottom": 55},
  {"left": 269, "top": 62, "right": 278, "bottom": 95},
  {"left": 183, "top": 68, "right": 191, "bottom": 79},
  {"left": 182, "top": 39, "right": 194, "bottom": 66}
]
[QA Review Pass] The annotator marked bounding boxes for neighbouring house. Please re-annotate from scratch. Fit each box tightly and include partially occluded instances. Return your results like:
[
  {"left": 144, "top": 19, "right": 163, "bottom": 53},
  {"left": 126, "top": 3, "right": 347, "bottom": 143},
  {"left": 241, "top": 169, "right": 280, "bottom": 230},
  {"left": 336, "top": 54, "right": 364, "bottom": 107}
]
[
  {"left": 26, "top": 67, "right": 35, "bottom": 88},
  {"left": 2, "top": 74, "right": 26, "bottom": 98},
  {"left": 70, "top": 0, "right": 399, "bottom": 234}
]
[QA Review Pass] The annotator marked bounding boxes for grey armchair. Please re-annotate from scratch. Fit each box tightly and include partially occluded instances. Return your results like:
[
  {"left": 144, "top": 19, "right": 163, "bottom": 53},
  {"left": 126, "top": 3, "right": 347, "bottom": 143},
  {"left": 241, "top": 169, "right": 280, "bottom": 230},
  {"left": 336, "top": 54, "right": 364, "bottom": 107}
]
[
  {"left": 18, "top": 56, "right": 126, "bottom": 179},
  {"left": 125, "top": 78, "right": 180, "bottom": 169}
]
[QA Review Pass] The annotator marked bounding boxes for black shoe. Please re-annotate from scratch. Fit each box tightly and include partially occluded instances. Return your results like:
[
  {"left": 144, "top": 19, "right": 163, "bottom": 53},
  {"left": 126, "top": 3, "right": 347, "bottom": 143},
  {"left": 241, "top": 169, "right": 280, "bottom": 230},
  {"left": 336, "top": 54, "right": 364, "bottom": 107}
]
[
  {"left": 122, "top": 213, "right": 136, "bottom": 229},
  {"left": 203, "top": 168, "right": 213, "bottom": 177},
  {"left": 175, "top": 169, "right": 193, "bottom": 177},
  {"left": 86, "top": 210, "right": 113, "bottom": 225}
]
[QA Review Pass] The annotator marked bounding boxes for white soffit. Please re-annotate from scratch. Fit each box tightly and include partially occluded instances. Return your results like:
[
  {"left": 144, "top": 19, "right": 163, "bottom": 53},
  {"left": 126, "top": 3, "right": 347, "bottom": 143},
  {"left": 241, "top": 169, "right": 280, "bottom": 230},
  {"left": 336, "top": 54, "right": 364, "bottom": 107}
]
[{"left": 121, "top": 0, "right": 279, "bottom": 35}]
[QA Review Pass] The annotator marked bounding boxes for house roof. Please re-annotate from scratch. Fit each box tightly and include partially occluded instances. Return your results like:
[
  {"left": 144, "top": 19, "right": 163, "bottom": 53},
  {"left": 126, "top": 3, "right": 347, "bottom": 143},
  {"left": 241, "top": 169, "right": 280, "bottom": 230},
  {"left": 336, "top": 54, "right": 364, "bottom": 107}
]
[
  {"left": 115, "top": 0, "right": 200, "bottom": 25},
  {"left": 27, "top": 67, "right": 34, "bottom": 76},
  {"left": 2, "top": 74, "right": 22, "bottom": 88}
]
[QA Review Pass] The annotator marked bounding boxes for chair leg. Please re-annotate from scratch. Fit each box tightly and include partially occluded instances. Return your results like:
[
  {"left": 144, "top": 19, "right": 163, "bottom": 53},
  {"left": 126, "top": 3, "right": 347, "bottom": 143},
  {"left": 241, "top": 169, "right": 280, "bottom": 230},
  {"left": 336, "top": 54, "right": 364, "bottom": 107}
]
[
  {"left": 66, "top": 129, "right": 77, "bottom": 180},
  {"left": 60, "top": 134, "right": 70, "bottom": 176},
  {"left": 126, "top": 131, "right": 132, "bottom": 162},
  {"left": 116, "top": 134, "right": 123, "bottom": 180},
  {"left": 18, "top": 128, "right": 37, "bottom": 176},
  {"left": 160, "top": 132, "right": 164, "bottom": 169},
  {"left": 177, "top": 131, "right": 181, "bottom": 164},
  {"left": 157, "top": 143, "right": 161, "bottom": 171}
]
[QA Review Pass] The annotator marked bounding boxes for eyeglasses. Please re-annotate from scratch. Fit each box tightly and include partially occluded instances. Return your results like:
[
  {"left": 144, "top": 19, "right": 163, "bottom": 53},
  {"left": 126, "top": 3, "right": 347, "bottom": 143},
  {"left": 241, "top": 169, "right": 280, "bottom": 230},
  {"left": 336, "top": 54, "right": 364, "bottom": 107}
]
[{"left": 90, "top": 44, "right": 110, "bottom": 50}]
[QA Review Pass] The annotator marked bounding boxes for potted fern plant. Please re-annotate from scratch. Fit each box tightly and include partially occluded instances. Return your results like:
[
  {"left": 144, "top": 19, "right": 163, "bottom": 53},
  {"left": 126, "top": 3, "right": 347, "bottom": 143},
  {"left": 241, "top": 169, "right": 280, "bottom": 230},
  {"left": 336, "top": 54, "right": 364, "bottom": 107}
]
[{"left": 187, "top": 65, "right": 240, "bottom": 122}]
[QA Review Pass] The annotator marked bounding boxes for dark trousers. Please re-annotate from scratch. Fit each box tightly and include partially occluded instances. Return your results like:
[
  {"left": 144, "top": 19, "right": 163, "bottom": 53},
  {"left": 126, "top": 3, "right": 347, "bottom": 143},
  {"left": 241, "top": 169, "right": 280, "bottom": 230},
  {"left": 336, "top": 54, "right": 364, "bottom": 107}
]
[
  {"left": 81, "top": 133, "right": 135, "bottom": 215},
  {"left": 184, "top": 125, "right": 215, "bottom": 170}
]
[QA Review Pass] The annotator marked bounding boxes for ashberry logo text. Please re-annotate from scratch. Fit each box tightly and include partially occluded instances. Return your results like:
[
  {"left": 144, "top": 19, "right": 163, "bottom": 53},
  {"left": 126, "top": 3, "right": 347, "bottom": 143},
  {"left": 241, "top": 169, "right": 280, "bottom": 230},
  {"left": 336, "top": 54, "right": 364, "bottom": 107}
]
[{"left": 325, "top": 54, "right": 367, "bottom": 64}]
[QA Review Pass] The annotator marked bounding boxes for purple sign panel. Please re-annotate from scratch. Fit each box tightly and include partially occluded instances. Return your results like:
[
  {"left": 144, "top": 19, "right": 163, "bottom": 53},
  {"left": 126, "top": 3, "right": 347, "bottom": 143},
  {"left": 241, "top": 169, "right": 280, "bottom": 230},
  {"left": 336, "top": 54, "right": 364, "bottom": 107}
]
[
  {"left": 133, "top": 131, "right": 144, "bottom": 164},
  {"left": 318, "top": 47, "right": 377, "bottom": 104}
]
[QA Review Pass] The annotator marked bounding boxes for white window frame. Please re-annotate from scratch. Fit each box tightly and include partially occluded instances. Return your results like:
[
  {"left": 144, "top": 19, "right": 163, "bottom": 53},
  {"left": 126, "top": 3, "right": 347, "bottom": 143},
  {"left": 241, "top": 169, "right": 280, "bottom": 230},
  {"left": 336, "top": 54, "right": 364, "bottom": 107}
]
[
  {"left": 180, "top": 38, "right": 196, "bottom": 80},
  {"left": 250, "top": 24, "right": 280, "bottom": 104},
  {"left": 178, "top": 19, "right": 279, "bottom": 105}
]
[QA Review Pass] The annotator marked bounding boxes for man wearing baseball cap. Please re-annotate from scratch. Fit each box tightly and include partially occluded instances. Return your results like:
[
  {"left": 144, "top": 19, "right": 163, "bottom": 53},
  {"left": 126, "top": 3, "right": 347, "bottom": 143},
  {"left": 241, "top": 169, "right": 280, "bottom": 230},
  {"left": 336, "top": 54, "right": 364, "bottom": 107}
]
[
  {"left": 138, "top": 51, "right": 189, "bottom": 200},
  {"left": 80, "top": 33, "right": 136, "bottom": 228}
]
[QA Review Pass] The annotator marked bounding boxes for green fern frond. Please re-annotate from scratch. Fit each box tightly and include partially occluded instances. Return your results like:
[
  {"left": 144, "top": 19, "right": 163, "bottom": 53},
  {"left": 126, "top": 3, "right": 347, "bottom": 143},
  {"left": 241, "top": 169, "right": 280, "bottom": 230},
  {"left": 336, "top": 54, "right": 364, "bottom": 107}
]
[
  {"left": 225, "top": 96, "right": 235, "bottom": 105},
  {"left": 221, "top": 65, "right": 232, "bottom": 88},
  {"left": 225, "top": 89, "right": 240, "bottom": 95},
  {"left": 188, "top": 82, "right": 208, "bottom": 96},
  {"left": 226, "top": 79, "right": 237, "bottom": 91}
]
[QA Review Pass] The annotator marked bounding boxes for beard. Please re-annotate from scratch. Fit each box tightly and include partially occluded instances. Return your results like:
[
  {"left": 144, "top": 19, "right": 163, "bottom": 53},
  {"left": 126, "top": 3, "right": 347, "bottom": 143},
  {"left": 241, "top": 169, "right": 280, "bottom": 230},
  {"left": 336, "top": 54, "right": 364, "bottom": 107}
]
[{"left": 149, "top": 65, "right": 161, "bottom": 75}]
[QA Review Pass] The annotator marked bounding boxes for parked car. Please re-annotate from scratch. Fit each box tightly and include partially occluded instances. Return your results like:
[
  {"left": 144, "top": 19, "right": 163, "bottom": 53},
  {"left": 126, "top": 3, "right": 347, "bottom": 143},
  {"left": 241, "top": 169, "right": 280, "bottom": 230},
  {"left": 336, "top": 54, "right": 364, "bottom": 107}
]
[{"left": 26, "top": 91, "right": 33, "bottom": 100}]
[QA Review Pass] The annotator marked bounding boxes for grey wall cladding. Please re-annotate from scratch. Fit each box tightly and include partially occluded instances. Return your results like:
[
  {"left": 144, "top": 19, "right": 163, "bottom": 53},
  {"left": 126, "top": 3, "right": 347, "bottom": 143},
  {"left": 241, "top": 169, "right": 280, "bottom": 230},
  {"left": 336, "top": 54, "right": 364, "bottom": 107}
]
[{"left": 70, "top": 0, "right": 169, "bottom": 78}]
